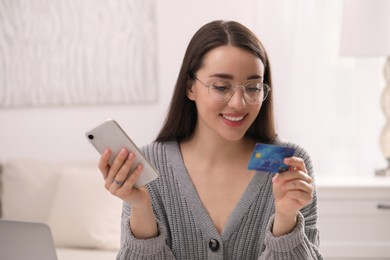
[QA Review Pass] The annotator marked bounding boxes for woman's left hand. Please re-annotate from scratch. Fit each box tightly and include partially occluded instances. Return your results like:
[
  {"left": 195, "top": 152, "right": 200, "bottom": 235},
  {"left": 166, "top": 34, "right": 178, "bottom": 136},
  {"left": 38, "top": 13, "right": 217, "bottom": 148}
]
[{"left": 271, "top": 156, "right": 314, "bottom": 236}]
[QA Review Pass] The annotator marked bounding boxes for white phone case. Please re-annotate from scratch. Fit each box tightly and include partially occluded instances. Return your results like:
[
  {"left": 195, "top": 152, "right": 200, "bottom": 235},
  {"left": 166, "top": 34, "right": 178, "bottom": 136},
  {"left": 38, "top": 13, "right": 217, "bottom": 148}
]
[{"left": 85, "top": 119, "right": 159, "bottom": 187}]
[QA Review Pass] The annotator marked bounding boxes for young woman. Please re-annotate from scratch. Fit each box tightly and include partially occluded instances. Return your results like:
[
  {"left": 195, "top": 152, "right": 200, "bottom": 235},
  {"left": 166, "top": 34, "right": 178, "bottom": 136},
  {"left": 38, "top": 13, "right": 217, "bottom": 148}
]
[{"left": 99, "top": 20, "right": 323, "bottom": 259}]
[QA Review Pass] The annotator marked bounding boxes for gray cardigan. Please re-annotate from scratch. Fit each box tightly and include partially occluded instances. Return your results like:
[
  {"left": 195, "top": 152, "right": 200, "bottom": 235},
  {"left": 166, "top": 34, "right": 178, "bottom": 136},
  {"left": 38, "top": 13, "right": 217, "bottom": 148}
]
[{"left": 117, "top": 140, "right": 323, "bottom": 259}]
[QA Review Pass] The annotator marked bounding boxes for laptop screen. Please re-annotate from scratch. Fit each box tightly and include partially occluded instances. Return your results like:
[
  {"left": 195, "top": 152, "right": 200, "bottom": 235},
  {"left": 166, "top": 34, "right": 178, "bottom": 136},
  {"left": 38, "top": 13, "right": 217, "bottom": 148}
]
[{"left": 0, "top": 220, "right": 58, "bottom": 260}]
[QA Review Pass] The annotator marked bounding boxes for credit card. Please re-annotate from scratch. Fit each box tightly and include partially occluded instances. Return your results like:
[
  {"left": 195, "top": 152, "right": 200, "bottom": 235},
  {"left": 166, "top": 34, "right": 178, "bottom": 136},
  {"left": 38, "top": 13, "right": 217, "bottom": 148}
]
[{"left": 247, "top": 143, "right": 296, "bottom": 173}]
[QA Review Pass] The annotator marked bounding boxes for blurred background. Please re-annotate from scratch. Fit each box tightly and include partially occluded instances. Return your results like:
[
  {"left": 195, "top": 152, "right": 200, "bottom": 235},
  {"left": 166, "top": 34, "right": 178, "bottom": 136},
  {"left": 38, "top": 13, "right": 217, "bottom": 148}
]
[
  {"left": 0, "top": 0, "right": 386, "bottom": 178},
  {"left": 1, "top": 1, "right": 390, "bottom": 259}
]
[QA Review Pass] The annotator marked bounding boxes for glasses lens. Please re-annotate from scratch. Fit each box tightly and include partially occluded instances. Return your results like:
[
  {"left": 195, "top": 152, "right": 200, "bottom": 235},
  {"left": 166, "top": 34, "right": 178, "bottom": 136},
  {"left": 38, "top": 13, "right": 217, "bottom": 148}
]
[
  {"left": 244, "top": 82, "right": 261, "bottom": 104},
  {"left": 244, "top": 82, "right": 270, "bottom": 104},
  {"left": 209, "top": 80, "right": 234, "bottom": 102}
]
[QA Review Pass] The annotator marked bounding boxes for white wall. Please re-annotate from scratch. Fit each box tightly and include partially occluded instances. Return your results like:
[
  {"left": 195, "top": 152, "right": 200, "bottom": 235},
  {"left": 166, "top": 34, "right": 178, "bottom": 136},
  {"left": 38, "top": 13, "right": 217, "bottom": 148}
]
[
  {"left": 0, "top": 0, "right": 386, "bottom": 177},
  {"left": 0, "top": 0, "right": 257, "bottom": 163}
]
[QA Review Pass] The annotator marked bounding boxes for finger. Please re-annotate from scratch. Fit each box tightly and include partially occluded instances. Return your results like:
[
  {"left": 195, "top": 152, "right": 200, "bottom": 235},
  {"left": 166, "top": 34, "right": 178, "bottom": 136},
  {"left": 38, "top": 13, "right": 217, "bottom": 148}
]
[
  {"left": 106, "top": 148, "right": 129, "bottom": 185},
  {"left": 283, "top": 179, "right": 313, "bottom": 194},
  {"left": 284, "top": 190, "right": 314, "bottom": 206},
  {"left": 284, "top": 157, "right": 307, "bottom": 173},
  {"left": 109, "top": 152, "right": 137, "bottom": 192},
  {"left": 114, "top": 152, "right": 135, "bottom": 184},
  {"left": 98, "top": 149, "right": 111, "bottom": 179},
  {"left": 123, "top": 164, "right": 143, "bottom": 189},
  {"left": 277, "top": 170, "right": 313, "bottom": 185},
  {"left": 111, "top": 165, "right": 143, "bottom": 197}
]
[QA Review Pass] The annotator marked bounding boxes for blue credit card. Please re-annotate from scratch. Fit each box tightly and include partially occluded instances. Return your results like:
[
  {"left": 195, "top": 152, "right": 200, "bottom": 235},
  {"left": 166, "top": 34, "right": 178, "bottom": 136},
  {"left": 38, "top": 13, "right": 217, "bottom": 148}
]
[{"left": 247, "top": 143, "right": 296, "bottom": 173}]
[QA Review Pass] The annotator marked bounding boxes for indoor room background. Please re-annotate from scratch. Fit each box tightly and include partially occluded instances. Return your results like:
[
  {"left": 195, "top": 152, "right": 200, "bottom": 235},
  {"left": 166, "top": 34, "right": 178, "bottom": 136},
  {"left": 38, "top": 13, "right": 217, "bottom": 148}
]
[
  {"left": 0, "top": 0, "right": 385, "bottom": 178},
  {"left": 1, "top": 1, "right": 389, "bottom": 259}
]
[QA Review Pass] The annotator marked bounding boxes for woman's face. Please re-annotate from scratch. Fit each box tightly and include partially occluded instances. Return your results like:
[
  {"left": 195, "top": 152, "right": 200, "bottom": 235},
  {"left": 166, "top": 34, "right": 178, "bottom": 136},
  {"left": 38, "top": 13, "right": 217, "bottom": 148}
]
[{"left": 187, "top": 45, "right": 265, "bottom": 142}]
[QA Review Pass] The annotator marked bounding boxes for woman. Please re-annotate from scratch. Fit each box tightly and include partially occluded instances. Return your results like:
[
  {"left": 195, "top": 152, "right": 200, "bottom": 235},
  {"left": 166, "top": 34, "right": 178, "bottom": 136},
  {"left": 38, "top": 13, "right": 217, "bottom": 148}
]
[{"left": 99, "top": 20, "right": 323, "bottom": 259}]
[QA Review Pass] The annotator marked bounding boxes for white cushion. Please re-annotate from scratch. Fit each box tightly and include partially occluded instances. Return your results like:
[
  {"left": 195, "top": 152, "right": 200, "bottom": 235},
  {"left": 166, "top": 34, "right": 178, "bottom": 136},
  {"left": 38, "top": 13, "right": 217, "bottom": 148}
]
[
  {"left": 2, "top": 159, "right": 61, "bottom": 222},
  {"left": 47, "top": 165, "right": 122, "bottom": 250}
]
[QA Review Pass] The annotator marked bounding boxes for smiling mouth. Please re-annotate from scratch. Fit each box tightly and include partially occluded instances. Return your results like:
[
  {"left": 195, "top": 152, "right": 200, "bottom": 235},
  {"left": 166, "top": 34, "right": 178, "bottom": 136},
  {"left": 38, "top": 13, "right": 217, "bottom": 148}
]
[{"left": 222, "top": 115, "right": 245, "bottom": 122}]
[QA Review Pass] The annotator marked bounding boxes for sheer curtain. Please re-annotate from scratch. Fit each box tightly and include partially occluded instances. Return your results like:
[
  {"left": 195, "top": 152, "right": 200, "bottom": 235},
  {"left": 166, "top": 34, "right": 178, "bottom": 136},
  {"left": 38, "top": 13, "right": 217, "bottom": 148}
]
[{"left": 253, "top": 0, "right": 385, "bottom": 177}]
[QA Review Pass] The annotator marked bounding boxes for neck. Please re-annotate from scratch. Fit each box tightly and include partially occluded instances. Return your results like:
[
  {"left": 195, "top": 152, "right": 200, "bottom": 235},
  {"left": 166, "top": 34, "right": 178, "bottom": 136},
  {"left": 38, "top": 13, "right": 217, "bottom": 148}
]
[{"left": 180, "top": 130, "right": 256, "bottom": 166}]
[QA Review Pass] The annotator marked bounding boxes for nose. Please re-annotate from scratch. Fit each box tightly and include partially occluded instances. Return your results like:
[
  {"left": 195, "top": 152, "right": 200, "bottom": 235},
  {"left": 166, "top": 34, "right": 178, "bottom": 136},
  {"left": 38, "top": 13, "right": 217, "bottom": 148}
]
[{"left": 227, "top": 87, "right": 246, "bottom": 109}]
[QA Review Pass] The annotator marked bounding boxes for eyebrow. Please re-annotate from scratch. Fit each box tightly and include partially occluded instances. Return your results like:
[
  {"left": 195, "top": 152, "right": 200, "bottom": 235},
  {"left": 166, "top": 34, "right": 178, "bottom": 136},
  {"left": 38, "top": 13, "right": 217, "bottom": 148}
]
[{"left": 209, "top": 73, "right": 263, "bottom": 80}]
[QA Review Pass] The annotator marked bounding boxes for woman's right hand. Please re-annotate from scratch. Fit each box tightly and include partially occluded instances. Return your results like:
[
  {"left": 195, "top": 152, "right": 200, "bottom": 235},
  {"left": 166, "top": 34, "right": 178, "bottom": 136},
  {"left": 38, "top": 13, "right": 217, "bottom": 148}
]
[
  {"left": 98, "top": 148, "right": 151, "bottom": 208},
  {"left": 99, "top": 148, "right": 158, "bottom": 239}
]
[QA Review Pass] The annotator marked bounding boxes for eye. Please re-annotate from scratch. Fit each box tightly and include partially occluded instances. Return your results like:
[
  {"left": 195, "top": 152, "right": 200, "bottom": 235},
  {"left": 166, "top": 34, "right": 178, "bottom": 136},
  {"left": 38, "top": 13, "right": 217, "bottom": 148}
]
[
  {"left": 211, "top": 80, "right": 233, "bottom": 93},
  {"left": 245, "top": 82, "right": 262, "bottom": 93}
]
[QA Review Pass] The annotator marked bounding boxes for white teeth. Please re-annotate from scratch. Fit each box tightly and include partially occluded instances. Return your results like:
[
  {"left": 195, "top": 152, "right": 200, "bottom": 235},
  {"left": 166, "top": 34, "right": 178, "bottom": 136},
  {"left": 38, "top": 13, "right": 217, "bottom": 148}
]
[{"left": 223, "top": 115, "right": 244, "bottom": 121}]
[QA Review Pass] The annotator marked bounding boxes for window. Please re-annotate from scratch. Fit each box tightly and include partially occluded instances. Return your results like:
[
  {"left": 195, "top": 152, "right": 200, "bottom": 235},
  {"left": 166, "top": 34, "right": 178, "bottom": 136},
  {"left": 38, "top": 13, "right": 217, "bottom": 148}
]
[{"left": 254, "top": 0, "right": 385, "bottom": 177}]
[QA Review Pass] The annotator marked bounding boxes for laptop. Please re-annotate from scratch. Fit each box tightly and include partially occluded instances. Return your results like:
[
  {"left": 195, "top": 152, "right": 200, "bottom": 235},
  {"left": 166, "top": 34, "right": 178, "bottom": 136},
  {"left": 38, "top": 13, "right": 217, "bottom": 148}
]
[{"left": 0, "top": 220, "right": 58, "bottom": 260}]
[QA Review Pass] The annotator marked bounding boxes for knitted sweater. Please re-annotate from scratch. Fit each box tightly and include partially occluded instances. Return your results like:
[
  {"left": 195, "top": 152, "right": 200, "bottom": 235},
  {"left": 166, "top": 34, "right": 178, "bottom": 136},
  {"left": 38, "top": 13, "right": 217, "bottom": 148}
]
[{"left": 117, "top": 140, "right": 323, "bottom": 260}]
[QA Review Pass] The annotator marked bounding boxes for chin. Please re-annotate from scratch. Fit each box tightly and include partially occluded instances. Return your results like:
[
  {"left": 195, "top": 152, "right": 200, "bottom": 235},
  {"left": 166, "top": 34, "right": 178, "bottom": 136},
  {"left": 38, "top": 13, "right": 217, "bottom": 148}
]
[{"left": 220, "top": 131, "right": 247, "bottom": 142}]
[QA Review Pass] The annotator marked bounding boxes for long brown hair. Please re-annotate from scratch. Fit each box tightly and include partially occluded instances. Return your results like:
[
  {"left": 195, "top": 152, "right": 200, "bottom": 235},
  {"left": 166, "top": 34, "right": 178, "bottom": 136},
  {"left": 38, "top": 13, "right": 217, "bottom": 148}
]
[{"left": 155, "top": 20, "right": 276, "bottom": 143}]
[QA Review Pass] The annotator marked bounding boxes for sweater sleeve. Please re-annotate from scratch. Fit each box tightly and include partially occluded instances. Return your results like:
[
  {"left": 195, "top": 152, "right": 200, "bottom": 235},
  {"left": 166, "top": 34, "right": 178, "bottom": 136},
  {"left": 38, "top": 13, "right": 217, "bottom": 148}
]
[
  {"left": 116, "top": 202, "right": 176, "bottom": 260},
  {"left": 258, "top": 212, "right": 322, "bottom": 259}
]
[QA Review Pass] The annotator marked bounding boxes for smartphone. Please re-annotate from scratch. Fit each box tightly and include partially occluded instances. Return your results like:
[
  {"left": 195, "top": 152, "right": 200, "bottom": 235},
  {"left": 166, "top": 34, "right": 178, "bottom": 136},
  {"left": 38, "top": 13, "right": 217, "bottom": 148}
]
[{"left": 85, "top": 119, "right": 159, "bottom": 187}]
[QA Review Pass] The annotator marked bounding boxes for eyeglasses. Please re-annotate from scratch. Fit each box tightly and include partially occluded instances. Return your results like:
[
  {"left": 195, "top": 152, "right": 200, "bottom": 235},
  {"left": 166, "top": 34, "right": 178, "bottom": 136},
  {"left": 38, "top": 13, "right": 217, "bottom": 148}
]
[{"left": 194, "top": 77, "right": 270, "bottom": 104}]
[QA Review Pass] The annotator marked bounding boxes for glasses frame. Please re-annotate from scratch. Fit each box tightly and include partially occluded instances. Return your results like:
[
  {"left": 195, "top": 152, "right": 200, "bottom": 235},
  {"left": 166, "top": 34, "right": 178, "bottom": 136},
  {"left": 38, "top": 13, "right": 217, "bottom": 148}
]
[{"left": 194, "top": 76, "right": 270, "bottom": 104}]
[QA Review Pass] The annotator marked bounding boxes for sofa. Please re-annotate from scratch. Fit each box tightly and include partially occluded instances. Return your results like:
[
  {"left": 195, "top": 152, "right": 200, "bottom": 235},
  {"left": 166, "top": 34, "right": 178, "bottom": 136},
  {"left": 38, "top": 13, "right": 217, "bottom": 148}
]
[{"left": 0, "top": 158, "right": 120, "bottom": 260}]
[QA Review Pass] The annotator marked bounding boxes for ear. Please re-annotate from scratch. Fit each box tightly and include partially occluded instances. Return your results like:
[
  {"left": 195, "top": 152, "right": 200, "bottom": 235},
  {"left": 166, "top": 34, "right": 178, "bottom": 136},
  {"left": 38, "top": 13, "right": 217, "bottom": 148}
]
[{"left": 186, "top": 79, "right": 196, "bottom": 101}]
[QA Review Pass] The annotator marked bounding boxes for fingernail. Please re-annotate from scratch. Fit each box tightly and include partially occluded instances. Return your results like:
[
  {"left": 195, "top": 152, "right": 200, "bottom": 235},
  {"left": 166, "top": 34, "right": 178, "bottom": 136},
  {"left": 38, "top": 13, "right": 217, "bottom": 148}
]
[
  {"left": 128, "top": 153, "right": 134, "bottom": 160},
  {"left": 272, "top": 174, "right": 279, "bottom": 183},
  {"left": 284, "top": 158, "right": 291, "bottom": 164},
  {"left": 120, "top": 148, "right": 126, "bottom": 155}
]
